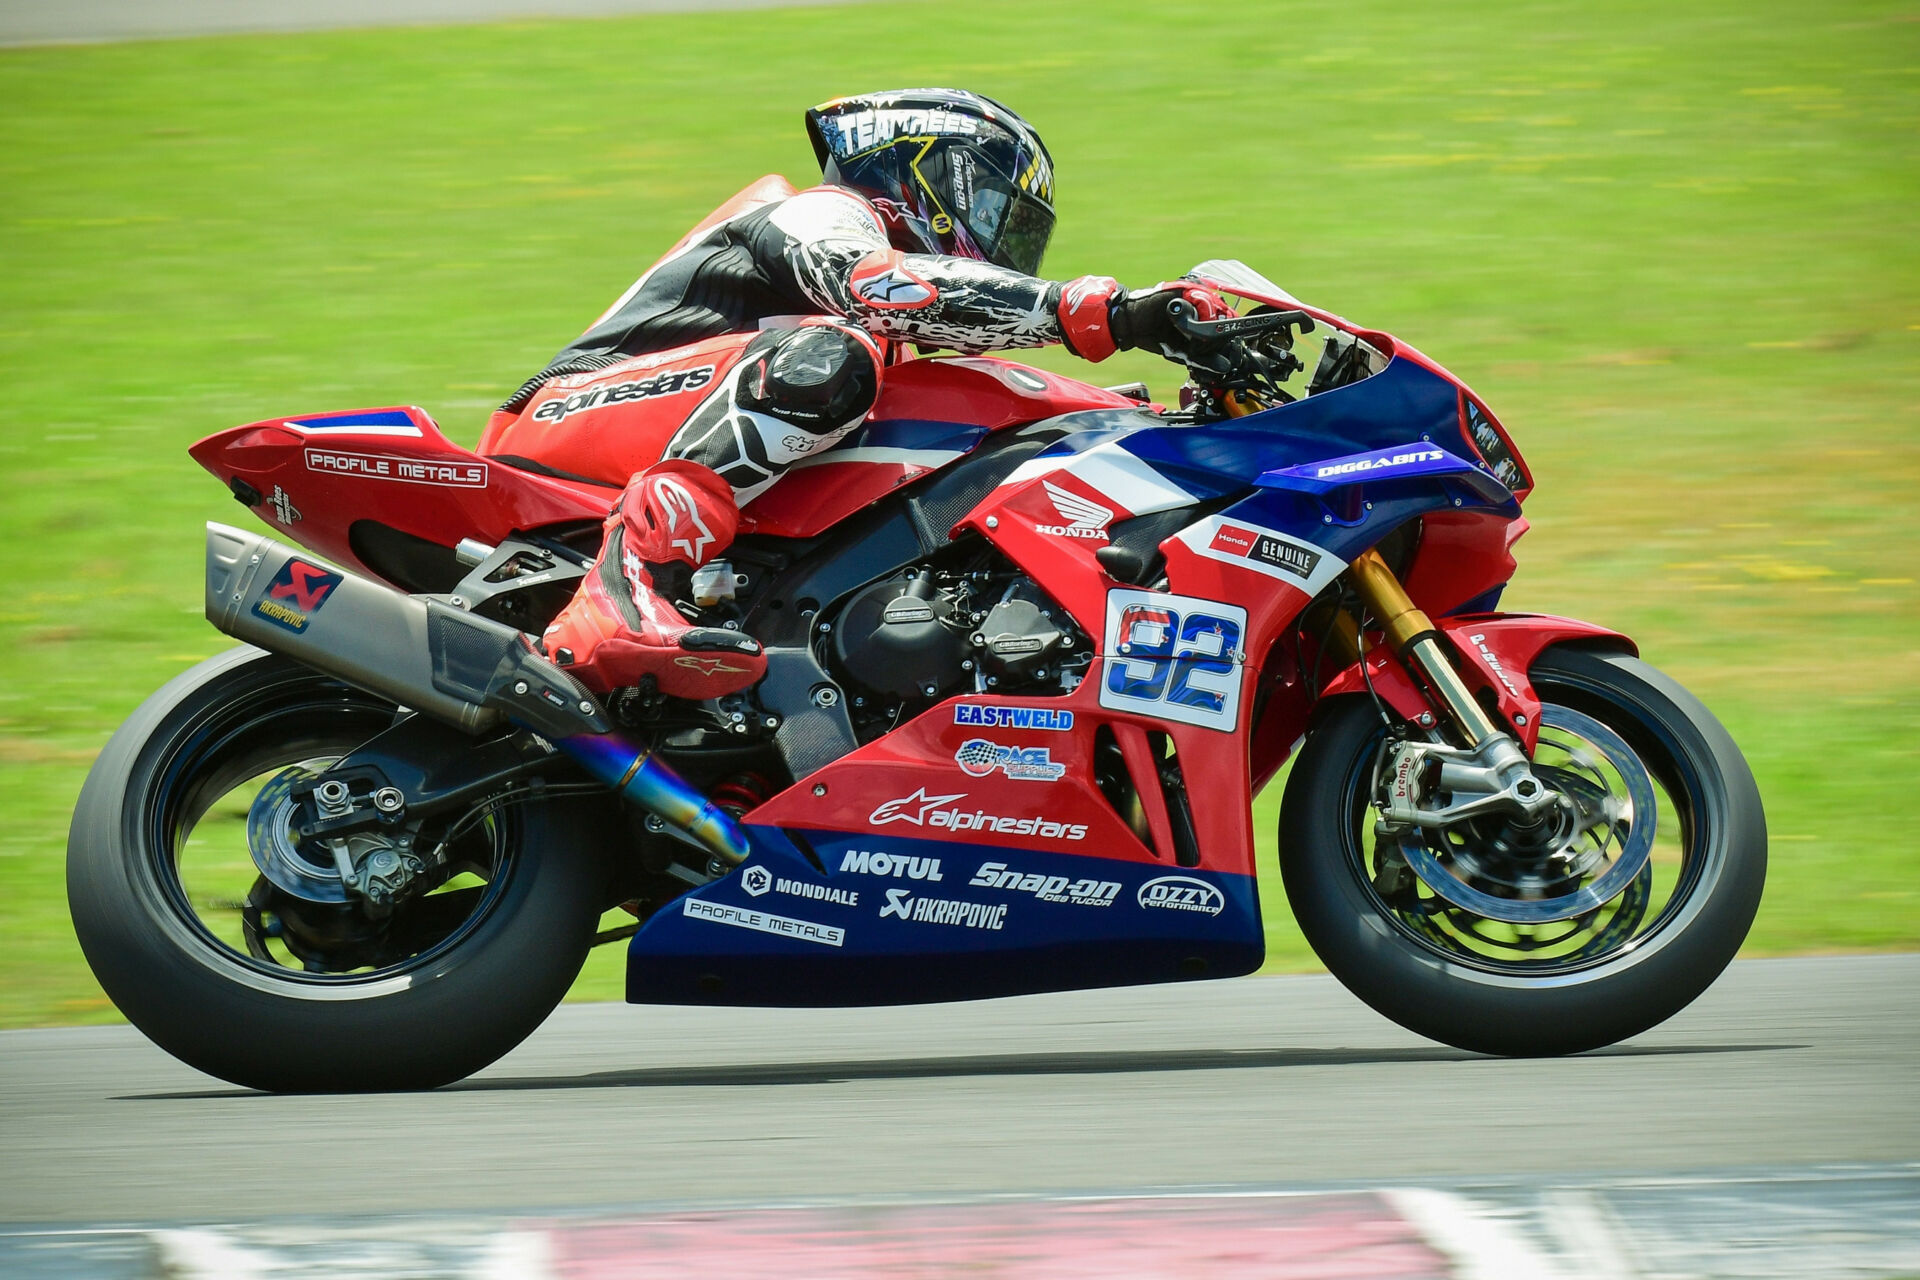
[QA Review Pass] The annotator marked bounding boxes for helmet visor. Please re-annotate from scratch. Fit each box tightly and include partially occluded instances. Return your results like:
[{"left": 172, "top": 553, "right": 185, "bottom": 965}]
[
  {"left": 991, "top": 191, "right": 1054, "bottom": 276},
  {"left": 926, "top": 145, "right": 1055, "bottom": 276},
  {"left": 956, "top": 171, "right": 1054, "bottom": 275}
]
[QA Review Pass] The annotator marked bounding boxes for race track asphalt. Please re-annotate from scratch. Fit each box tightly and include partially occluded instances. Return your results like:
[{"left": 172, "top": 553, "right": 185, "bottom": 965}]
[{"left": 1, "top": 954, "right": 1915, "bottom": 1224}]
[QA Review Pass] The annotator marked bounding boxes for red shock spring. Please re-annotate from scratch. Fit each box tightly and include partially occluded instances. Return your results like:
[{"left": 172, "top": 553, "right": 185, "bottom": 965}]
[{"left": 709, "top": 772, "right": 773, "bottom": 818}]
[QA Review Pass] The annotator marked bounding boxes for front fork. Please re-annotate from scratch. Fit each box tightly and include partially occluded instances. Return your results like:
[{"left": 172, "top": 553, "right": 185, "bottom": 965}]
[{"left": 1342, "top": 550, "right": 1558, "bottom": 828}]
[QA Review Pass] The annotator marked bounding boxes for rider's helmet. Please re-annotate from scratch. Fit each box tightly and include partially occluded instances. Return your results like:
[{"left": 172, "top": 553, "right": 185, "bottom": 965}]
[{"left": 805, "top": 88, "right": 1057, "bottom": 276}]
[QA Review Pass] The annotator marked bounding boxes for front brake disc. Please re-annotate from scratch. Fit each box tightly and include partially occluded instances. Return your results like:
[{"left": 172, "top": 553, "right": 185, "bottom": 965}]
[{"left": 1393, "top": 705, "right": 1657, "bottom": 924}]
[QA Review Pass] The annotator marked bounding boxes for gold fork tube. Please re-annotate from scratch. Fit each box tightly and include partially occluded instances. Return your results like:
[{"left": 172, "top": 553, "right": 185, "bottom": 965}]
[{"left": 1345, "top": 549, "right": 1504, "bottom": 746}]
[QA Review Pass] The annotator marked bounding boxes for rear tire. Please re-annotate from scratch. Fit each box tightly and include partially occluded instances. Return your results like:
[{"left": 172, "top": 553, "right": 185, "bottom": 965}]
[
  {"left": 1280, "top": 647, "right": 1765, "bottom": 1056},
  {"left": 69, "top": 647, "right": 607, "bottom": 1091}
]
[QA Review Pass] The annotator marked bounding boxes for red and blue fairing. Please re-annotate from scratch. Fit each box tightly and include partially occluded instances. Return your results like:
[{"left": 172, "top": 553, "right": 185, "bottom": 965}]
[{"left": 187, "top": 261, "right": 1634, "bottom": 1011}]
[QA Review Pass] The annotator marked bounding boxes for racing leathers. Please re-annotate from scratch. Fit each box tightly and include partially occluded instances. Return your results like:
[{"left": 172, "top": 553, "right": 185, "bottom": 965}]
[{"left": 526, "top": 183, "right": 1228, "bottom": 698}]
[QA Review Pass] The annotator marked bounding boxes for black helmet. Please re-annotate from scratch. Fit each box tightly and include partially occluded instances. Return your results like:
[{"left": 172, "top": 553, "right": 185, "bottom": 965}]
[{"left": 805, "top": 88, "right": 1057, "bottom": 276}]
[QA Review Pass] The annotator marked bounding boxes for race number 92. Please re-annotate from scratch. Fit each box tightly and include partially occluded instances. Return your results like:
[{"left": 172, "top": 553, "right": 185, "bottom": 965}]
[{"left": 1098, "top": 589, "right": 1249, "bottom": 731}]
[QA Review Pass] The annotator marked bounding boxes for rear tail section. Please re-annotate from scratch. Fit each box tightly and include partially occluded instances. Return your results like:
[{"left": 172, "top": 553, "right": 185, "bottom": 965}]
[{"left": 189, "top": 406, "right": 613, "bottom": 593}]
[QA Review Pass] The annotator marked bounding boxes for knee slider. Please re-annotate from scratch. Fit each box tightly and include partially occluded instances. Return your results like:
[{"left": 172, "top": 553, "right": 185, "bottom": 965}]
[{"left": 739, "top": 325, "right": 879, "bottom": 430}]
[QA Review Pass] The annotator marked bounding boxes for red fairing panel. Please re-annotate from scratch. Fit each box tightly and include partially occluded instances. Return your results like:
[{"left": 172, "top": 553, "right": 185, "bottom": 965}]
[
  {"left": 188, "top": 406, "right": 611, "bottom": 587},
  {"left": 748, "top": 671, "right": 1270, "bottom": 879},
  {"left": 1317, "top": 614, "right": 1637, "bottom": 753},
  {"left": 738, "top": 358, "right": 1141, "bottom": 539},
  {"left": 748, "top": 682, "right": 1162, "bottom": 867},
  {"left": 1402, "top": 511, "right": 1528, "bottom": 620}
]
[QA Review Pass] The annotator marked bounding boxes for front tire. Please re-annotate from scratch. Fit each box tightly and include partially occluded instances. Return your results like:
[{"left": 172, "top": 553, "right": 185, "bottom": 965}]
[
  {"left": 69, "top": 647, "right": 607, "bottom": 1091},
  {"left": 1281, "top": 647, "right": 1766, "bottom": 1056}
]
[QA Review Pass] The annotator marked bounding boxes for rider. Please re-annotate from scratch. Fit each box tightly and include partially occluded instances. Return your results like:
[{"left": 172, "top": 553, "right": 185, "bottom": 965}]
[{"left": 514, "top": 87, "right": 1233, "bottom": 699}]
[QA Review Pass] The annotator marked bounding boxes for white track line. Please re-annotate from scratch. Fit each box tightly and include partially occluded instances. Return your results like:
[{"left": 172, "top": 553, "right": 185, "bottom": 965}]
[
  {"left": 1386, "top": 1187, "right": 1572, "bottom": 1280},
  {"left": 1539, "top": 1188, "right": 1642, "bottom": 1279},
  {"left": 151, "top": 1227, "right": 276, "bottom": 1279},
  {"left": 476, "top": 1229, "right": 558, "bottom": 1280}
]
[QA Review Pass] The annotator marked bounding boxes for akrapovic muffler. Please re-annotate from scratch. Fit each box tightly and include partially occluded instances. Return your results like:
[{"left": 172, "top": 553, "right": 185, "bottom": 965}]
[{"left": 203, "top": 522, "right": 609, "bottom": 740}]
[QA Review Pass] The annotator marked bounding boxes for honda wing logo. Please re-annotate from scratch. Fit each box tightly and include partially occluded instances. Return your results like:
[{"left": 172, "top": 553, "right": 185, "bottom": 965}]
[
  {"left": 869, "top": 788, "right": 968, "bottom": 826},
  {"left": 1035, "top": 480, "right": 1113, "bottom": 540}
]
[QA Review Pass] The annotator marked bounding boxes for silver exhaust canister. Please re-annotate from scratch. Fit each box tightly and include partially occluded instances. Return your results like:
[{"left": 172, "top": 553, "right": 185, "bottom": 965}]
[{"left": 202, "top": 522, "right": 608, "bottom": 740}]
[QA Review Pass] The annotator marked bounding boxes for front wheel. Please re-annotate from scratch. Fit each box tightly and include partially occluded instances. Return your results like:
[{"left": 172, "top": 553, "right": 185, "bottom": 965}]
[
  {"left": 69, "top": 647, "right": 609, "bottom": 1091},
  {"left": 1280, "top": 647, "right": 1765, "bottom": 1056}
]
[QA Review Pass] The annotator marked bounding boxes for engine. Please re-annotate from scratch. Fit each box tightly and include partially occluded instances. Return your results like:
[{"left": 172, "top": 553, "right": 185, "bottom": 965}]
[{"left": 827, "top": 563, "right": 1091, "bottom": 736}]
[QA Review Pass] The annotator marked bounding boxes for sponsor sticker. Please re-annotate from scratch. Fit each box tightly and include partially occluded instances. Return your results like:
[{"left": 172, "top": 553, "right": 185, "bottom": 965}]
[
  {"left": 839, "top": 850, "right": 944, "bottom": 881},
  {"left": 954, "top": 739, "right": 1066, "bottom": 782},
  {"left": 1467, "top": 632, "right": 1523, "bottom": 697},
  {"left": 970, "top": 860, "right": 1119, "bottom": 907},
  {"left": 683, "top": 897, "right": 844, "bottom": 947},
  {"left": 1209, "top": 524, "right": 1322, "bottom": 581},
  {"left": 878, "top": 888, "right": 1006, "bottom": 931},
  {"left": 1136, "top": 875, "right": 1226, "bottom": 916},
  {"left": 868, "top": 789, "right": 1088, "bottom": 841},
  {"left": 1312, "top": 447, "right": 1445, "bottom": 480},
  {"left": 531, "top": 365, "right": 715, "bottom": 424},
  {"left": 740, "top": 863, "right": 858, "bottom": 905},
  {"left": 953, "top": 705, "right": 1074, "bottom": 731},
  {"left": 778, "top": 877, "right": 857, "bottom": 906},
  {"left": 305, "top": 448, "right": 488, "bottom": 488},
  {"left": 252, "top": 559, "right": 342, "bottom": 633},
  {"left": 1186, "top": 517, "right": 1341, "bottom": 593},
  {"left": 268, "top": 485, "right": 301, "bottom": 525}
]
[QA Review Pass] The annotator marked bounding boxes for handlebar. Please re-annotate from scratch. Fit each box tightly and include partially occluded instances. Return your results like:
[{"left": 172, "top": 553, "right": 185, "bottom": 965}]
[{"left": 1164, "top": 298, "right": 1315, "bottom": 411}]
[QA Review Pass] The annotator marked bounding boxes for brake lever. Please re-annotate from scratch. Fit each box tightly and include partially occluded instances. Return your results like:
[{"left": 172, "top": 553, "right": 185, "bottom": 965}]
[
  {"left": 1167, "top": 299, "right": 1303, "bottom": 396},
  {"left": 1167, "top": 299, "right": 1316, "bottom": 342}
]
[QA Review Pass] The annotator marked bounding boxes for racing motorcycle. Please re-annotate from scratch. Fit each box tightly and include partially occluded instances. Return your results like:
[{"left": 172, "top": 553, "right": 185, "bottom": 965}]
[{"left": 68, "top": 257, "right": 1766, "bottom": 1092}]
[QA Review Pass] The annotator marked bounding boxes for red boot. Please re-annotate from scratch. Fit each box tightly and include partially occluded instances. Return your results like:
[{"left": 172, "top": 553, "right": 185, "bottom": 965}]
[{"left": 542, "top": 461, "right": 765, "bottom": 699}]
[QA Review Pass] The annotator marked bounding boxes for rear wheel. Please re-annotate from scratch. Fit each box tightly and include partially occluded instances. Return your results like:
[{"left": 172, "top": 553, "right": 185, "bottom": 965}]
[
  {"left": 69, "top": 647, "right": 608, "bottom": 1091},
  {"left": 1280, "top": 647, "right": 1765, "bottom": 1056}
]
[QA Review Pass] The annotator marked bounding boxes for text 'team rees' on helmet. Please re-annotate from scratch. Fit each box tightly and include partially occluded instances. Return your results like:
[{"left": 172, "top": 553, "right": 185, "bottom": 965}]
[{"left": 805, "top": 88, "right": 1057, "bottom": 277}]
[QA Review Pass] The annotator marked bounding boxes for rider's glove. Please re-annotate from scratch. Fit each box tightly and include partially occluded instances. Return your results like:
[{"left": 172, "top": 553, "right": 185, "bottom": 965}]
[
  {"left": 1111, "top": 282, "right": 1237, "bottom": 358},
  {"left": 1054, "top": 277, "right": 1236, "bottom": 363}
]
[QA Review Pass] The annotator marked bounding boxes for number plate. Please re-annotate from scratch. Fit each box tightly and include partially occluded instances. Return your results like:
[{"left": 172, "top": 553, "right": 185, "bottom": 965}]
[{"left": 1098, "top": 589, "right": 1248, "bottom": 731}]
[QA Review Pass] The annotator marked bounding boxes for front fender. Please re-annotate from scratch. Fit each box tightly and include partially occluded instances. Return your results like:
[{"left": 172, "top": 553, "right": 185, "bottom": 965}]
[{"left": 1319, "top": 613, "right": 1635, "bottom": 752}]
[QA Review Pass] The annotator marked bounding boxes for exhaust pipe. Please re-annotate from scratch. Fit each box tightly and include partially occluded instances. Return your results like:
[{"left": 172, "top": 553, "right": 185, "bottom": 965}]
[
  {"left": 204, "top": 522, "right": 604, "bottom": 739},
  {"left": 202, "top": 523, "right": 749, "bottom": 866}
]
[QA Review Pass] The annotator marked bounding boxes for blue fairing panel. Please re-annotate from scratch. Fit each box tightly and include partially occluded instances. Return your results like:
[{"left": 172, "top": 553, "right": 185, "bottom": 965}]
[
  {"left": 286, "top": 409, "right": 420, "bottom": 429},
  {"left": 1029, "top": 355, "right": 1487, "bottom": 494},
  {"left": 626, "top": 827, "right": 1264, "bottom": 1006}
]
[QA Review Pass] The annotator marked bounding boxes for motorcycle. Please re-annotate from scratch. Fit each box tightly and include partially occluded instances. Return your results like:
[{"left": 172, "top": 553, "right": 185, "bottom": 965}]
[{"left": 68, "top": 255, "right": 1766, "bottom": 1092}]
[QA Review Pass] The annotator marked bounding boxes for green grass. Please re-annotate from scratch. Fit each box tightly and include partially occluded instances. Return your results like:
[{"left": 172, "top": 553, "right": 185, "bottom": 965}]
[{"left": 2, "top": 0, "right": 1915, "bottom": 1025}]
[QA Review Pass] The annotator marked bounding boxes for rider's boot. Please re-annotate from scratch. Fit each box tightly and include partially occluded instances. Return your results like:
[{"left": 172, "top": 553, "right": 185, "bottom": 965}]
[{"left": 541, "top": 460, "right": 765, "bottom": 698}]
